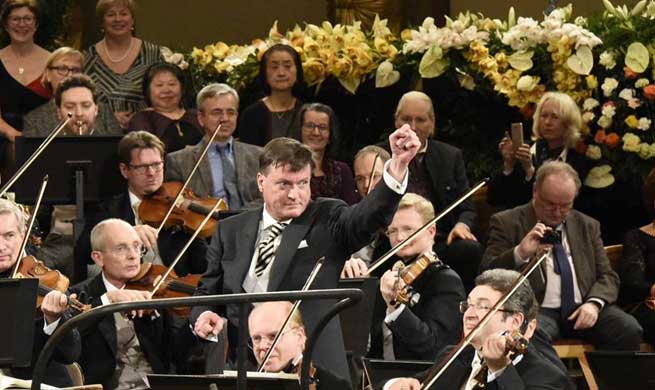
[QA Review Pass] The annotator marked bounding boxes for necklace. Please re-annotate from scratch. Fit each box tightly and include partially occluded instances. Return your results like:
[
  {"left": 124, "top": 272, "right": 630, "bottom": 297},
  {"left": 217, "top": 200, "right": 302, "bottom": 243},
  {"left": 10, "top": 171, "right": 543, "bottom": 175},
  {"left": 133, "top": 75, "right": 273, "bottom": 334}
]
[{"left": 102, "top": 37, "right": 134, "bottom": 63}]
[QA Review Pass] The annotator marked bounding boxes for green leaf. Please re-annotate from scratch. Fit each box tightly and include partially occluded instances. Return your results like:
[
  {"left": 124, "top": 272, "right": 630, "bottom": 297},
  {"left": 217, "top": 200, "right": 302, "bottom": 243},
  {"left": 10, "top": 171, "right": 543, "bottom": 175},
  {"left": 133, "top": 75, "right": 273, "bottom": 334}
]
[
  {"left": 419, "top": 47, "right": 450, "bottom": 78},
  {"left": 566, "top": 45, "right": 594, "bottom": 75},
  {"left": 625, "top": 42, "right": 650, "bottom": 73},
  {"left": 508, "top": 50, "right": 534, "bottom": 71}
]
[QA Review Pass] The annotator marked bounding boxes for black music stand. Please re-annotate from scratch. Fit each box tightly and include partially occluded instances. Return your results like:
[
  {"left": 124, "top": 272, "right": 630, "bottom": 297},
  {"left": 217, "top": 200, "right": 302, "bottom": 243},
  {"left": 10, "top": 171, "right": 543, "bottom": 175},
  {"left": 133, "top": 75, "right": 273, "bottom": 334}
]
[
  {"left": 147, "top": 372, "right": 300, "bottom": 390},
  {"left": 361, "top": 358, "right": 433, "bottom": 389},
  {"left": 586, "top": 351, "right": 655, "bottom": 390},
  {"left": 15, "top": 136, "right": 124, "bottom": 242},
  {"left": 337, "top": 277, "right": 378, "bottom": 357},
  {"left": 0, "top": 278, "right": 38, "bottom": 368}
]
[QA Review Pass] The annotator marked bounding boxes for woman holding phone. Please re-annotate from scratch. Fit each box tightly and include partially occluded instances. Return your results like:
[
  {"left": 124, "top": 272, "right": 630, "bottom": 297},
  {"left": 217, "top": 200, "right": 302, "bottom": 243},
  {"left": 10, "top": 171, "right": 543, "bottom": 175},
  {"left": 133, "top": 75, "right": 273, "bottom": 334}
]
[{"left": 487, "top": 91, "right": 590, "bottom": 208}]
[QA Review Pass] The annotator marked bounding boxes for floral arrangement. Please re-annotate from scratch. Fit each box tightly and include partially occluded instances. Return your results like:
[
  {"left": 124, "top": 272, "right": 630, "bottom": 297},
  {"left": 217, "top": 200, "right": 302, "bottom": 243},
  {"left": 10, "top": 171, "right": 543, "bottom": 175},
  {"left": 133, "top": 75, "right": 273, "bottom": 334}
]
[{"left": 183, "top": 1, "right": 655, "bottom": 188}]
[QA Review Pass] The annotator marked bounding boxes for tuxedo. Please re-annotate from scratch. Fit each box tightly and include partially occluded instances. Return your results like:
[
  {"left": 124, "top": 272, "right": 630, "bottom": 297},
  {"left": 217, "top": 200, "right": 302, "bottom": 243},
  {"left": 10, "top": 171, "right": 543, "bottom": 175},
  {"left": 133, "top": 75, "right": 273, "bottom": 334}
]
[
  {"left": 70, "top": 274, "right": 182, "bottom": 389},
  {"left": 74, "top": 191, "right": 209, "bottom": 281},
  {"left": 413, "top": 344, "right": 569, "bottom": 390},
  {"left": 165, "top": 137, "right": 262, "bottom": 206},
  {"left": 190, "top": 180, "right": 403, "bottom": 383},
  {"left": 368, "top": 261, "right": 465, "bottom": 361}
]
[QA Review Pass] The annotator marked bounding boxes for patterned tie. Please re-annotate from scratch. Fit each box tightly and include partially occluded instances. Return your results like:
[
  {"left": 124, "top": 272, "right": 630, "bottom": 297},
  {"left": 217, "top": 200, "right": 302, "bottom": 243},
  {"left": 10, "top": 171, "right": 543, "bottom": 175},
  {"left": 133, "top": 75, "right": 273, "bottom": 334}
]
[
  {"left": 217, "top": 144, "right": 242, "bottom": 210},
  {"left": 255, "top": 222, "right": 287, "bottom": 277},
  {"left": 552, "top": 241, "right": 576, "bottom": 319}
]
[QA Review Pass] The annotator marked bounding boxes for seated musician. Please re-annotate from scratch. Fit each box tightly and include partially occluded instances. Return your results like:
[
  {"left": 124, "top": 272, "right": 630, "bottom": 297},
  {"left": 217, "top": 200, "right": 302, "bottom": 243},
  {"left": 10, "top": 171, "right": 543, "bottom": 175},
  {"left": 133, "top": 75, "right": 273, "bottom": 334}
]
[
  {"left": 369, "top": 193, "right": 465, "bottom": 361},
  {"left": 482, "top": 161, "right": 643, "bottom": 352},
  {"left": 248, "top": 301, "right": 350, "bottom": 389},
  {"left": 165, "top": 83, "right": 263, "bottom": 210},
  {"left": 70, "top": 218, "right": 186, "bottom": 390},
  {"left": 75, "top": 130, "right": 208, "bottom": 280},
  {"left": 619, "top": 168, "right": 655, "bottom": 345},
  {"left": 384, "top": 269, "right": 570, "bottom": 390},
  {"left": 341, "top": 145, "right": 391, "bottom": 277},
  {"left": 0, "top": 198, "right": 81, "bottom": 387}
]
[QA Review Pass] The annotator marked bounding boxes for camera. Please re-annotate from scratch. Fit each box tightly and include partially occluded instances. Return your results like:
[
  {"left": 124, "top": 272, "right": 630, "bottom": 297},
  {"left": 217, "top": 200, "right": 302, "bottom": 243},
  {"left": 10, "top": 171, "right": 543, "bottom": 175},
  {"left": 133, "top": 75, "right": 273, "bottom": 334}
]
[{"left": 541, "top": 230, "right": 562, "bottom": 245}]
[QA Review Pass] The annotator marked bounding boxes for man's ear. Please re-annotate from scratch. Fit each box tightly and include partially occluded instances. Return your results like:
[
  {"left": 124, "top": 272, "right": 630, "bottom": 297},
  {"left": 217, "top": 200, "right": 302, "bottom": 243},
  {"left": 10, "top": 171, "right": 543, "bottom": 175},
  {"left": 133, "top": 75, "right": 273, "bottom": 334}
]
[
  {"left": 90, "top": 251, "right": 104, "bottom": 268},
  {"left": 257, "top": 172, "right": 265, "bottom": 193}
]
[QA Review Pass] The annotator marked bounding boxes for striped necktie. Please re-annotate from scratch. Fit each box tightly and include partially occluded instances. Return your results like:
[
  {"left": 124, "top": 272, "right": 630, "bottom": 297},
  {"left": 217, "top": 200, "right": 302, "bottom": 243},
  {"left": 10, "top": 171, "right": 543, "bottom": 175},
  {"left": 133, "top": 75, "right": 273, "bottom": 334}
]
[{"left": 255, "top": 222, "right": 287, "bottom": 277}]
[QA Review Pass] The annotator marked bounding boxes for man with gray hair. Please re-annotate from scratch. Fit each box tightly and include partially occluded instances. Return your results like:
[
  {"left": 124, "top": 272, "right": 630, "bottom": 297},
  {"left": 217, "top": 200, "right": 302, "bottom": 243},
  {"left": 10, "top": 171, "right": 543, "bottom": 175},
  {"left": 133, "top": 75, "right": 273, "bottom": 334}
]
[
  {"left": 482, "top": 160, "right": 642, "bottom": 351},
  {"left": 390, "top": 91, "right": 481, "bottom": 292},
  {"left": 384, "top": 269, "right": 569, "bottom": 389},
  {"left": 165, "top": 83, "right": 262, "bottom": 209}
]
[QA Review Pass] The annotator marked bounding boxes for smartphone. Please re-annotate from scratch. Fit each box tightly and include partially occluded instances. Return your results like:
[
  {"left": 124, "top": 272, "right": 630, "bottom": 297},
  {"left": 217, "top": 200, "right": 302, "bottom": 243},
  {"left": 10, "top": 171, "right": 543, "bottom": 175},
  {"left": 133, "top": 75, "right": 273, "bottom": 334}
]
[{"left": 511, "top": 122, "right": 524, "bottom": 149}]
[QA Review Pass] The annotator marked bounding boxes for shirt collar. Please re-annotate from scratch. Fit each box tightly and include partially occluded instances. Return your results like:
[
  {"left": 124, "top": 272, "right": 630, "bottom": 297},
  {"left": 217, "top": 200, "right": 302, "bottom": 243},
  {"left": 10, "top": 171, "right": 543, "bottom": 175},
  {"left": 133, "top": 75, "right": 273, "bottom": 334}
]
[
  {"left": 128, "top": 190, "right": 141, "bottom": 208},
  {"left": 101, "top": 272, "right": 123, "bottom": 291},
  {"left": 261, "top": 206, "right": 292, "bottom": 230}
]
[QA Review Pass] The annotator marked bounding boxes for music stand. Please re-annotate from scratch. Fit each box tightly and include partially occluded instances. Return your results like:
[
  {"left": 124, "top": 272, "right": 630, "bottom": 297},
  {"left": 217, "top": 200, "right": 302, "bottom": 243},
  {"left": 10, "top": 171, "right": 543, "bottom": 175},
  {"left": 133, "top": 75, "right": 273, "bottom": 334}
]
[
  {"left": 147, "top": 372, "right": 300, "bottom": 390},
  {"left": 337, "top": 277, "right": 378, "bottom": 357},
  {"left": 0, "top": 278, "right": 38, "bottom": 368},
  {"left": 586, "top": 351, "right": 655, "bottom": 390},
  {"left": 15, "top": 136, "right": 124, "bottom": 242},
  {"left": 361, "top": 358, "right": 433, "bottom": 389}
]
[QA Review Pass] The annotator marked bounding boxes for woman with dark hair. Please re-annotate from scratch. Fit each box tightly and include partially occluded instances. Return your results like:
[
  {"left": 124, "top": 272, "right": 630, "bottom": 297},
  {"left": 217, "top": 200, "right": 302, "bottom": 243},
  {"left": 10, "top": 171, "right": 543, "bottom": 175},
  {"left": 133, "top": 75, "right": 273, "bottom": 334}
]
[
  {"left": 127, "top": 62, "right": 202, "bottom": 152},
  {"left": 619, "top": 169, "right": 655, "bottom": 346},
  {"left": 300, "top": 102, "right": 359, "bottom": 205},
  {"left": 236, "top": 44, "right": 304, "bottom": 146},
  {"left": 0, "top": 0, "right": 50, "bottom": 178}
]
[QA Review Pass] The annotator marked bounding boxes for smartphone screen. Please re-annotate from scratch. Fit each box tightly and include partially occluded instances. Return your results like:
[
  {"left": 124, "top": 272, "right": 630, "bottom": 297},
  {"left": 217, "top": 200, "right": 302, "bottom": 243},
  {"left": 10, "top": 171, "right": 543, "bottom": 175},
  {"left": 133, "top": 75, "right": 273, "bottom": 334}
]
[{"left": 511, "top": 123, "right": 524, "bottom": 149}]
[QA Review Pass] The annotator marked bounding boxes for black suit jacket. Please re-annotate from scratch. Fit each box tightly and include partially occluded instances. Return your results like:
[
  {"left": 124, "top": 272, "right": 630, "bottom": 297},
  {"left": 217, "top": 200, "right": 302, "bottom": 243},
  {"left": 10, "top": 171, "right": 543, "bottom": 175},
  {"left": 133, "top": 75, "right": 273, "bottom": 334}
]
[
  {"left": 416, "top": 344, "right": 568, "bottom": 390},
  {"left": 315, "top": 364, "right": 350, "bottom": 389},
  {"left": 190, "top": 181, "right": 403, "bottom": 382},
  {"left": 75, "top": 191, "right": 209, "bottom": 279},
  {"left": 383, "top": 139, "right": 476, "bottom": 237},
  {"left": 70, "top": 274, "right": 174, "bottom": 388},
  {"left": 368, "top": 261, "right": 465, "bottom": 360}
]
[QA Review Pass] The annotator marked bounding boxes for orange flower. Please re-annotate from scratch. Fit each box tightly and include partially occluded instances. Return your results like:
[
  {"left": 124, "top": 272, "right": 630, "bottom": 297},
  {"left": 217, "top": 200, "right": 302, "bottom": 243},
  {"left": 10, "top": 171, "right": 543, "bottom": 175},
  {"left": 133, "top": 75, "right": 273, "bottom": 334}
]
[
  {"left": 644, "top": 85, "right": 655, "bottom": 100},
  {"left": 624, "top": 66, "right": 639, "bottom": 79},
  {"left": 574, "top": 140, "right": 588, "bottom": 154},
  {"left": 594, "top": 129, "right": 607, "bottom": 144},
  {"left": 605, "top": 132, "right": 620, "bottom": 148}
]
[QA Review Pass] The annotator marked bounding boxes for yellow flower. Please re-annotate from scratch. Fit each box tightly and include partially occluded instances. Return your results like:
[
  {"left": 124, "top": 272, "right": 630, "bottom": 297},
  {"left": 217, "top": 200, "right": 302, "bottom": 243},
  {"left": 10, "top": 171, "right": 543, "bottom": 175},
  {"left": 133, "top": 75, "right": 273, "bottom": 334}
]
[
  {"left": 517, "top": 75, "right": 540, "bottom": 92},
  {"left": 303, "top": 37, "right": 320, "bottom": 56},
  {"left": 303, "top": 57, "right": 326, "bottom": 86},
  {"left": 191, "top": 47, "right": 206, "bottom": 64},
  {"left": 211, "top": 42, "right": 230, "bottom": 59},
  {"left": 623, "top": 132, "right": 641, "bottom": 152},
  {"left": 400, "top": 29, "right": 413, "bottom": 41},
  {"left": 586, "top": 75, "right": 598, "bottom": 89},
  {"left": 625, "top": 115, "right": 640, "bottom": 128},
  {"left": 268, "top": 20, "right": 284, "bottom": 41},
  {"left": 374, "top": 37, "right": 398, "bottom": 59}
]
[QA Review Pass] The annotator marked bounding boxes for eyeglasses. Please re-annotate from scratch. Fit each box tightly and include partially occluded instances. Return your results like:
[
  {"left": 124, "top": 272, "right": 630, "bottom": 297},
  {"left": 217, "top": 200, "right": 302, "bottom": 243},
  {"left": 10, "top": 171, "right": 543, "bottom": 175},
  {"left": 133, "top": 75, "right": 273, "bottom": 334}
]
[
  {"left": 385, "top": 226, "right": 418, "bottom": 238},
  {"left": 250, "top": 327, "right": 298, "bottom": 347},
  {"left": 48, "top": 65, "right": 82, "bottom": 76},
  {"left": 8, "top": 15, "right": 35, "bottom": 25},
  {"left": 302, "top": 122, "right": 329, "bottom": 133},
  {"left": 541, "top": 199, "right": 573, "bottom": 213},
  {"left": 109, "top": 242, "right": 147, "bottom": 258},
  {"left": 459, "top": 301, "right": 517, "bottom": 315},
  {"left": 128, "top": 161, "right": 163, "bottom": 175}
]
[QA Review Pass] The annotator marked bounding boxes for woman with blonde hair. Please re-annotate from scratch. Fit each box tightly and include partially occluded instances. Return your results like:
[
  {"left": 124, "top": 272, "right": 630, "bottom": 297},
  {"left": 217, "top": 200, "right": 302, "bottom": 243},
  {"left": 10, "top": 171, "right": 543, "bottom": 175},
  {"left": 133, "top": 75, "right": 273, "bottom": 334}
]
[{"left": 487, "top": 91, "right": 590, "bottom": 208}]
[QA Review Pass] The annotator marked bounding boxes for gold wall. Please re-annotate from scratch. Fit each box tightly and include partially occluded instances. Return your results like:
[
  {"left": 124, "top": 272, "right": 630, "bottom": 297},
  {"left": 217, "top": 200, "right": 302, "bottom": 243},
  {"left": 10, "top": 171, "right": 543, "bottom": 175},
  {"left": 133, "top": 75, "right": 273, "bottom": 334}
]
[{"left": 451, "top": 0, "right": 640, "bottom": 20}]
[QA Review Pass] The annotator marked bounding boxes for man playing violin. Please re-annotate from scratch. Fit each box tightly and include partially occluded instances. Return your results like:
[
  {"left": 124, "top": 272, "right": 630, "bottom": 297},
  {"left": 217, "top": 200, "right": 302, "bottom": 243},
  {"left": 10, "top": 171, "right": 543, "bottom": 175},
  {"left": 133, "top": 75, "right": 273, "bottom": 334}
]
[
  {"left": 0, "top": 198, "right": 81, "bottom": 387},
  {"left": 368, "top": 193, "right": 465, "bottom": 361},
  {"left": 191, "top": 126, "right": 420, "bottom": 382},
  {"left": 70, "top": 218, "right": 187, "bottom": 390},
  {"left": 75, "top": 131, "right": 208, "bottom": 280},
  {"left": 165, "top": 83, "right": 262, "bottom": 210},
  {"left": 385, "top": 269, "right": 570, "bottom": 390},
  {"left": 248, "top": 301, "right": 350, "bottom": 389}
]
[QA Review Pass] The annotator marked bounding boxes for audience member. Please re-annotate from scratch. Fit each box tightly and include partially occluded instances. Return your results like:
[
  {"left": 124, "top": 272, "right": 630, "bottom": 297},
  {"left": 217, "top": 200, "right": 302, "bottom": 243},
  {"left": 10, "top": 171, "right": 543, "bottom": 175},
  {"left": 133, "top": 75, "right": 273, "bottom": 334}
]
[
  {"left": 236, "top": 44, "right": 304, "bottom": 146},
  {"left": 127, "top": 62, "right": 203, "bottom": 153},
  {"left": 300, "top": 102, "right": 359, "bottom": 205},
  {"left": 84, "top": 0, "right": 163, "bottom": 129}
]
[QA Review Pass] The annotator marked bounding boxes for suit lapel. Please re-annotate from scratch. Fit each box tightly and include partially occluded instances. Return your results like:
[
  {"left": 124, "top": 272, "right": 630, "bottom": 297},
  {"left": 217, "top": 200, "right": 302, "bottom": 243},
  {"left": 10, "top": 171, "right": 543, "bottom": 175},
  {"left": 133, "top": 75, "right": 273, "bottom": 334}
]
[
  {"left": 424, "top": 141, "right": 444, "bottom": 206},
  {"left": 268, "top": 203, "right": 316, "bottom": 291},
  {"left": 564, "top": 213, "right": 584, "bottom": 286},
  {"left": 224, "top": 209, "right": 261, "bottom": 293},
  {"left": 194, "top": 139, "right": 214, "bottom": 196},
  {"left": 88, "top": 275, "right": 118, "bottom": 355}
]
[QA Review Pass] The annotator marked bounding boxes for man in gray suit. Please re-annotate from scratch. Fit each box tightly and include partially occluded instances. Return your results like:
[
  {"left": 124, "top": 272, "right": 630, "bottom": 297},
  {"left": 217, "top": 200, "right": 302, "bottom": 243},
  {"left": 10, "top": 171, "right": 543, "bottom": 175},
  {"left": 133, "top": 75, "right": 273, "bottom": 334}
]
[
  {"left": 482, "top": 161, "right": 642, "bottom": 351},
  {"left": 165, "top": 83, "right": 262, "bottom": 209}
]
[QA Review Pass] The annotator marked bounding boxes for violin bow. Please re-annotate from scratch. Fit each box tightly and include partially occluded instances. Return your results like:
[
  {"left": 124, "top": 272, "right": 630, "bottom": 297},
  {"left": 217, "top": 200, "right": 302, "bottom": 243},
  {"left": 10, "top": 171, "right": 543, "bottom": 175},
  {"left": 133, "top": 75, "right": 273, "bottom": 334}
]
[
  {"left": 0, "top": 113, "right": 71, "bottom": 198},
  {"left": 11, "top": 175, "right": 48, "bottom": 278},
  {"left": 149, "top": 199, "right": 226, "bottom": 297},
  {"left": 365, "top": 178, "right": 488, "bottom": 276},
  {"left": 155, "top": 123, "right": 223, "bottom": 234},
  {"left": 420, "top": 249, "right": 550, "bottom": 389},
  {"left": 365, "top": 153, "right": 380, "bottom": 196},
  {"left": 257, "top": 256, "right": 325, "bottom": 372}
]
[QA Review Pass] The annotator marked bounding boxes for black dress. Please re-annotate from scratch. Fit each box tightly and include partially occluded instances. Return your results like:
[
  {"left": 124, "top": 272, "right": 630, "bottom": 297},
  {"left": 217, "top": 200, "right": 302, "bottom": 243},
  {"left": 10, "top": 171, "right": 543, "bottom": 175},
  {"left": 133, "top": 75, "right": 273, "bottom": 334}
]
[
  {"left": 619, "top": 228, "right": 655, "bottom": 344},
  {"left": 236, "top": 99, "right": 302, "bottom": 146},
  {"left": 127, "top": 109, "right": 203, "bottom": 153}
]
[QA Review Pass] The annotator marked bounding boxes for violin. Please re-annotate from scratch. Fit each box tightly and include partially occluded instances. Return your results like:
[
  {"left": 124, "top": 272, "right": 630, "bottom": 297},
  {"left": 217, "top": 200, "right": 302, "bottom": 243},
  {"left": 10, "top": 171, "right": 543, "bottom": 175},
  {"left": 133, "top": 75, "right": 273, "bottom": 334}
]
[
  {"left": 391, "top": 251, "right": 441, "bottom": 306},
  {"left": 138, "top": 181, "right": 227, "bottom": 239},
  {"left": 124, "top": 263, "right": 200, "bottom": 317},
  {"left": 473, "top": 330, "right": 529, "bottom": 388},
  {"left": 16, "top": 255, "right": 91, "bottom": 314}
]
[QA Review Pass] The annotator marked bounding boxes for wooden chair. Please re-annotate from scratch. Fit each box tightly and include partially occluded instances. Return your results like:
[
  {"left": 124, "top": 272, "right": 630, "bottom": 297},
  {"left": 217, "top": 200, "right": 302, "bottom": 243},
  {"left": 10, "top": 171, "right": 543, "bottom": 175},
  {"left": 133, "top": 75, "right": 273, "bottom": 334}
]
[{"left": 62, "top": 362, "right": 104, "bottom": 390}]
